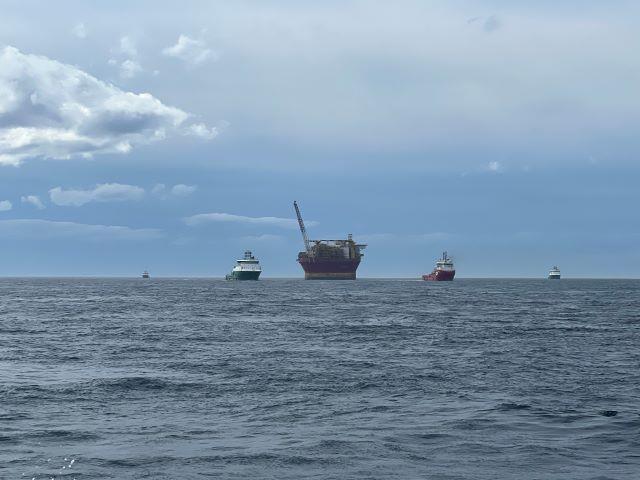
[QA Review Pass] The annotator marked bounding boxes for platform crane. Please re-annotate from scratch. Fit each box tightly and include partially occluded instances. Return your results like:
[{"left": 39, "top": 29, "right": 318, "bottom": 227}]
[{"left": 293, "top": 201, "right": 312, "bottom": 255}]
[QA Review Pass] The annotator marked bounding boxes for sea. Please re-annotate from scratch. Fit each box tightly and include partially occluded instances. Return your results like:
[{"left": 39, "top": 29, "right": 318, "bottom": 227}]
[{"left": 1, "top": 278, "right": 639, "bottom": 479}]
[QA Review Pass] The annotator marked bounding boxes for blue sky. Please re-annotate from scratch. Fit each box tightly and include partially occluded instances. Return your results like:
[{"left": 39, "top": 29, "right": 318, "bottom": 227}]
[{"left": 1, "top": 0, "right": 639, "bottom": 277}]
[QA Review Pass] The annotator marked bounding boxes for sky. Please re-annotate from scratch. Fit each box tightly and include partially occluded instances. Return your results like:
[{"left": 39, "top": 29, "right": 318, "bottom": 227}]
[{"left": 0, "top": 0, "right": 639, "bottom": 277}]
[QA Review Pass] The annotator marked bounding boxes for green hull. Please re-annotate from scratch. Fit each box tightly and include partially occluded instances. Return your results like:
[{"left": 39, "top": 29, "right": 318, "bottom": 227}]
[{"left": 226, "top": 270, "right": 261, "bottom": 281}]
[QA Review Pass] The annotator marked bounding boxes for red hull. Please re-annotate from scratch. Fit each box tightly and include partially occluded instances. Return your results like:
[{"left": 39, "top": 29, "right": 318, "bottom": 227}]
[
  {"left": 298, "top": 256, "right": 361, "bottom": 280},
  {"left": 422, "top": 270, "right": 455, "bottom": 281}
]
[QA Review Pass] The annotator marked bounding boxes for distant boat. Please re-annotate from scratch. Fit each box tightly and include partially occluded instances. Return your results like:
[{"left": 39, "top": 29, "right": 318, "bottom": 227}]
[
  {"left": 225, "top": 251, "right": 261, "bottom": 280},
  {"left": 142, "top": 270, "right": 150, "bottom": 279},
  {"left": 422, "top": 251, "right": 456, "bottom": 281},
  {"left": 548, "top": 266, "right": 561, "bottom": 279}
]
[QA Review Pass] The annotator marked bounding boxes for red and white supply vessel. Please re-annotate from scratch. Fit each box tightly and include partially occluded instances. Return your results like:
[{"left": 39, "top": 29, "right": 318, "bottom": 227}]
[{"left": 422, "top": 251, "right": 456, "bottom": 281}]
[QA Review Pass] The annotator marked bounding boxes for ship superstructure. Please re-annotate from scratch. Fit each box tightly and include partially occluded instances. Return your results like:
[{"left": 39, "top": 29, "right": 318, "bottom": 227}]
[
  {"left": 294, "top": 201, "right": 366, "bottom": 280},
  {"left": 226, "top": 251, "right": 262, "bottom": 280},
  {"left": 422, "top": 252, "right": 455, "bottom": 281},
  {"left": 548, "top": 266, "right": 561, "bottom": 279},
  {"left": 142, "top": 270, "right": 150, "bottom": 279}
]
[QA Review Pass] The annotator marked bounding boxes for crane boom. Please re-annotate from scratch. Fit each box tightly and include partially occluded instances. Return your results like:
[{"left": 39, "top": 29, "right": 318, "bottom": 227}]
[{"left": 293, "top": 201, "right": 311, "bottom": 254}]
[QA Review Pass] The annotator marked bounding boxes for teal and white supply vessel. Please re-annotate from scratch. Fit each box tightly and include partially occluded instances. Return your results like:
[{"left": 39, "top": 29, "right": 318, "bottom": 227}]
[
  {"left": 548, "top": 266, "right": 561, "bottom": 279},
  {"left": 226, "top": 251, "right": 262, "bottom": 280}
]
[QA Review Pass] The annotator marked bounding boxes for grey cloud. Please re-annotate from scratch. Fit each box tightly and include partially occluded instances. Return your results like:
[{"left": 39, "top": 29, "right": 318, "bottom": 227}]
[
  {"left": 0, "top": 46, "right": 215, "bottom": 165},
  {"left": 4, "top": 2, "right": 639, "bottom": 171},
  {"left": 483, "top": 15, "right": 501, "bottom": 32}
]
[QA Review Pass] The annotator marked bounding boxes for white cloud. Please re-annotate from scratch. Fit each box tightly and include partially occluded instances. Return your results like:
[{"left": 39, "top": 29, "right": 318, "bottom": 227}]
[
  {"left": 119, "top": 59, "right": 142, "bottom": 79},
  {"left": 184, "top": 212, "right": 317, "bottom": 229},
  {"left": 0, "top": 46, "right": 215, "bottom": 165},
  {"left": 185, "top": 122, "right": 218, "bottom": 139},
  {"left": 21, "top": 195, "right": 45, "bottom": 209},
  {"left": 171, "top": 184, "right": 197, "bottom": 196},
  {"left": 49, "top": 183, "right": 145, "bottom": 206},
  {"left": 119, "top": 36, "right": 137, "bottom": 57},
  {"left": 0, "top": 219, "right": 162, "bottom": 240},
  {"left": 487, "top": 161, "right": 502, "bottom": 172},
  {"left": 0, "top": 200, "right": 12, "bottom": 211},
  {"left": 72, "top": 23, "right": 87, "bottom": 39},
  {"left": 162, "top": 35, "right": 214, "bottom": 66}
]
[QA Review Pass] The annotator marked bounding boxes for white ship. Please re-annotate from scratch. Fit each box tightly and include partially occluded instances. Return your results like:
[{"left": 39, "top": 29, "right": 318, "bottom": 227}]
[
  {"left": 548, "top": 266, "right": 561, "bottom": 279},
  {"left": 226, "top": 251, "right": 262, "bottom": 280}
]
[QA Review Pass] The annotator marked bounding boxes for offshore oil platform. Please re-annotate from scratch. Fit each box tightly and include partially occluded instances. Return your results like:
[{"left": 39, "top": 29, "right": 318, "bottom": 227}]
[{"left": 293, "top": 201, "right": 367, "bottom": 280}]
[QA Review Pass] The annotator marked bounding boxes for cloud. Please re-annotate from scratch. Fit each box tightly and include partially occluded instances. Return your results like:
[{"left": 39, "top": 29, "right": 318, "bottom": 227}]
[
  {"left": 137, "top": 2, "right": 640, "bottom": 172},
  {"left": 170, "top": 184, "right": 197, "bottom": 196},
  {"left": 162, "top": 35, "right": 214, "bottom": 66},
  {"left": 0, "top": 219, "right": 162, "bottom": 240},
  {"left": 0, "top": 46, "right": 215, "bottom": 166},
  {"left": 71, "top": 23, "right": 87, "bottom": 39},
  {"left": 151, "top": 183, "right": 166, "bottom": 195},
  {"left": 184, "top": 212, "right": 317, "bottom": 229},
  {"left": 119, "top": 36, "right": 137, "bottom": 57},
  {"left": 483, "top": 15, "right": 501, "bottom": 33},
  {"left": 21, "top": 195, "right": 45, "bottom": 209},
  {"left": 152, "top": 183, "right": 197, "bottom": 197},
  {"left": 49, "top": 183, "right": 145, "bottom": 206},
  {"left": 487, "top": 161, "right": 502, "bottom": 172},
  {"left": 0, "top": 200, "right": 12, "bottom": 211},
  {"left": 119, "top": 59, "right": 142, "bottom": 79},
  {"left": 185, "top": 122, "right": 218, "bottom": 139}
]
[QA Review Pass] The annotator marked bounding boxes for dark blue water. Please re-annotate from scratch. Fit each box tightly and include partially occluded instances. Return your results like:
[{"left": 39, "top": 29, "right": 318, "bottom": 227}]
[{"left": 1, "top": 278, "right": 639, "bottom": 479}]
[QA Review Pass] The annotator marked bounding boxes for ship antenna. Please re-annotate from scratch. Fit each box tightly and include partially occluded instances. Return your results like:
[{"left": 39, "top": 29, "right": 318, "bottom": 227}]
[{"left": 293, "top": 201, "right": 312, "bottom": 255}]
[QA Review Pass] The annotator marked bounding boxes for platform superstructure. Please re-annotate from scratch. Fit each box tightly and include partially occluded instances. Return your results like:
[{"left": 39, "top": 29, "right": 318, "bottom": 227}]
[{"left": 294, "top": 201, "right": 366, "bottom": 280}]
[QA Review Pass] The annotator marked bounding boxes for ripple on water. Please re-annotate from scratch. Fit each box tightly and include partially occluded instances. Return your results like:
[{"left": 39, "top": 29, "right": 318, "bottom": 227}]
[{"left": 0, "top": 278, "right": 639, "bottom": 479}]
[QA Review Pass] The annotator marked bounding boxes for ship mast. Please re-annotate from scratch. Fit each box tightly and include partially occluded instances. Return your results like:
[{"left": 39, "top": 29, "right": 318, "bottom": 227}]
[{"left": 293, "top": 201, "right": 312, "bottom": 254}]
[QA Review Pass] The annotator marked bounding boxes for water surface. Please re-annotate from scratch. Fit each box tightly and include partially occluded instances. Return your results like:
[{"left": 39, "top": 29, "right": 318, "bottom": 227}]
[{"left": 1, "top": 278, "right": 638, "bottom": 479}]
